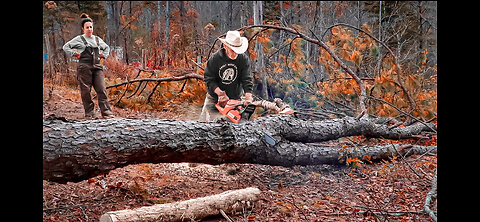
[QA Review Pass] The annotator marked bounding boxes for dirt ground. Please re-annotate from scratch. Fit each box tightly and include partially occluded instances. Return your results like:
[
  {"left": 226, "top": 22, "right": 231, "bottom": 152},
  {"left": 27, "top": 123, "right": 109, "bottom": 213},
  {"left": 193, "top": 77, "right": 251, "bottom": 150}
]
[{"left": 43, "top": 82, "right": 437, "bottom": 221}]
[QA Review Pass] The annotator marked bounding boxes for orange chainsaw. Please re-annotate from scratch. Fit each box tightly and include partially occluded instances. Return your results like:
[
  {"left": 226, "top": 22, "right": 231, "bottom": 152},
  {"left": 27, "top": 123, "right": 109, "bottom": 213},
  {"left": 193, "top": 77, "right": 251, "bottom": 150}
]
[{"left": 215, "top": 100, "right": 256, "bottom": 123}]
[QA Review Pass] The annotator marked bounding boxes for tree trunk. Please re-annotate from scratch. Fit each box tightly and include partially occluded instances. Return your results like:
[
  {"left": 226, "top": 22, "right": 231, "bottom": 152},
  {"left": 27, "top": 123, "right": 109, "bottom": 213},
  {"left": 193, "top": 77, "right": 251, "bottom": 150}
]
[
  {"left": 164, "top": 1, "right": 170, "bottom": 67},
  {"left": 253, "top": 1, "right": 268, "bottom": 99},
  {"left": 43, "top": 115, "right": 435, "bottom": 183},
  {"left": 100, "top": 187, "right": 260, "bottom": 222}
]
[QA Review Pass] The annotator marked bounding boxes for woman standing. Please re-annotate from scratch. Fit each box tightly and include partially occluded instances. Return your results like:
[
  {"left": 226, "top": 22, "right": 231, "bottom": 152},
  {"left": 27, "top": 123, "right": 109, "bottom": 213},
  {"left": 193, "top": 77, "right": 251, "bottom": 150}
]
[{"left": 62, "top": 13, "right": 114, "bottom": 119}]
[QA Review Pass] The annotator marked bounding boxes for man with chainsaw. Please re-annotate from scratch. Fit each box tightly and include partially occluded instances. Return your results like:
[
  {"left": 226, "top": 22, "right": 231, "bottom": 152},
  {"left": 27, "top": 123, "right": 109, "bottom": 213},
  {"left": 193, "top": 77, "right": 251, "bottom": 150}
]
[{"left": 199, "top": 30, "right": 254, "bottom": 122}]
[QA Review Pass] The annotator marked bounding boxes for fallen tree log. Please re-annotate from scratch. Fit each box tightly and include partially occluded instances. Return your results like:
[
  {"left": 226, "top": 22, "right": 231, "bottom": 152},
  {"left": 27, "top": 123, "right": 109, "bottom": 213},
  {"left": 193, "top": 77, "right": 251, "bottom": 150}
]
[
  {"left": 99, "top": 187, "right": 260, "bottom": 222},
  {"left": 43, "top": 115, "right": 436, "bottom": 183}
]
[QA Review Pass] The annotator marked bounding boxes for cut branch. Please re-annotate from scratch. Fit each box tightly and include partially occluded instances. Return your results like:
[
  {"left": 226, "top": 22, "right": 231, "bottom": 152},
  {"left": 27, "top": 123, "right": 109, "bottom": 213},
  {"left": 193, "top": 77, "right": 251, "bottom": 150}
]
[
  {"left": 43, "top": 115, "right": 436, "bottom": 183},
  {"left": 100, "top": 187, "right": 260, "bottom": 222}
]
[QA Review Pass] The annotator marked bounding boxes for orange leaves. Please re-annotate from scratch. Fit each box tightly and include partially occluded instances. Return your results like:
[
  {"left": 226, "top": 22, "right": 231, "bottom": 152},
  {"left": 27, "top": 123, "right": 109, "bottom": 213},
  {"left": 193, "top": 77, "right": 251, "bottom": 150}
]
[
  {"left": 349, "top": 50, "right": 362, "bottom": 65},
  {"left": 346, "top": 157, "right": 360, "bottom": 165},
  {"left": 331, "top": 26, "right": 340, "bottom": 35},
  {"left": 257, "top": 36, "right": 270, "bottom": 44},
  {"left": 318, "top": 23, "right": 436, "bottom": 120},
  {"left": 249, "top": 49, "right": 257, "bottom": 60},
  {"left": 327, "top": 25, "right": 370, "bottom": 66},
  {"left": 248, "top": 17, "right": 254, "bottom": 25},
  {"left": 317, "top": 78, "right": 357, "bottom": 98}
]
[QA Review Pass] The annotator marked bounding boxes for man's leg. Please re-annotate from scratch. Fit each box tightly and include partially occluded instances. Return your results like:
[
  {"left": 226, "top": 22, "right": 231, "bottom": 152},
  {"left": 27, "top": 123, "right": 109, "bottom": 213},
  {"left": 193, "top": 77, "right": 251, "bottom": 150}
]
[{"left": 199, "top": 93, "right": 224, "bottom": 122}]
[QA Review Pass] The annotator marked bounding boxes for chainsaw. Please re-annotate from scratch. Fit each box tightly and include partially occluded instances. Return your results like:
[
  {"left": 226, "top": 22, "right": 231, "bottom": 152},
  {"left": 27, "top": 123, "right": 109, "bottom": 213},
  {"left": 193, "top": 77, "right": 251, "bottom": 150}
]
[{"left": 215, "top": 100, "right": 256, "bottom": 123}]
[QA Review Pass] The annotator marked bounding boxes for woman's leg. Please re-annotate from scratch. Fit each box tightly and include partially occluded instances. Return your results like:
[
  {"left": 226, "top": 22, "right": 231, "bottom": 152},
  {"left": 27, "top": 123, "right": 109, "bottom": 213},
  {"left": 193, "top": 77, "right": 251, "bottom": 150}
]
[
  {"left": 91, "top": 69, "right": 113, "bottom": 117},
  {"left": 77, "top": 64, "right": 95, "bottom": 117}
]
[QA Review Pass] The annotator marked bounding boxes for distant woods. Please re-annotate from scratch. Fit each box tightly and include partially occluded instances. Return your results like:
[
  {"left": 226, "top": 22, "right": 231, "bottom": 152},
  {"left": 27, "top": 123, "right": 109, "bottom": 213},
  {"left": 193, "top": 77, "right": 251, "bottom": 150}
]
[{"left": 43, "top": 1, "right": 437, "bottom": 118}]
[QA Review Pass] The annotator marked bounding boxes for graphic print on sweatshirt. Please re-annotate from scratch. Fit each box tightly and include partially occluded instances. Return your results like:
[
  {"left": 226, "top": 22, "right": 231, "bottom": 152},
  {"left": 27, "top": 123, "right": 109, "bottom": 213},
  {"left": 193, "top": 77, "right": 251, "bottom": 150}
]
[{"left": 218, "top": 63, "right": 238, "bottom": 85}]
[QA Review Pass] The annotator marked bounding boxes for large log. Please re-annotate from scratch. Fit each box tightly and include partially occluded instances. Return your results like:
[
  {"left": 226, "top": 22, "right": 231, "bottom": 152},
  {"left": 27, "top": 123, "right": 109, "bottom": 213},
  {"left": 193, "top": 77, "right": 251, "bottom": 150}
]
[
  {"left": 43, "top": 115, "right": 436, "bottom": 183},
  {"left": 99, "top": 187, "right": 260, "bottom": 222}
]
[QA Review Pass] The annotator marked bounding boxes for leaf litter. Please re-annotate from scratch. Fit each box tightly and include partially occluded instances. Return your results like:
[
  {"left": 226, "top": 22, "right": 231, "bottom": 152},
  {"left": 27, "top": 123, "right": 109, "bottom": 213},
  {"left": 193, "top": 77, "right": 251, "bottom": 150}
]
[{"left": 43, "top": 84, "right": 436, "bottom": 221}]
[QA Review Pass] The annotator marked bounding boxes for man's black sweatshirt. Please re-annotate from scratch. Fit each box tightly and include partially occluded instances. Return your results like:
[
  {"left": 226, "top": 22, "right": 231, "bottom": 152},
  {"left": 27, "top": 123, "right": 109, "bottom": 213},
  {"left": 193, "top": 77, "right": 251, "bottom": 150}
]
[{"left": 203, "top": 47, "right": 253, "bottom": 101}]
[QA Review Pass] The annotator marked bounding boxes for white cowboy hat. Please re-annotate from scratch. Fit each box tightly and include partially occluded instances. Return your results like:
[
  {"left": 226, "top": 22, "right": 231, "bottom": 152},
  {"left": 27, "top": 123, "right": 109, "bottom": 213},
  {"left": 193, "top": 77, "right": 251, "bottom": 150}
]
[{"left": 218, "top": 30, "right": 249, "bottom": 54}]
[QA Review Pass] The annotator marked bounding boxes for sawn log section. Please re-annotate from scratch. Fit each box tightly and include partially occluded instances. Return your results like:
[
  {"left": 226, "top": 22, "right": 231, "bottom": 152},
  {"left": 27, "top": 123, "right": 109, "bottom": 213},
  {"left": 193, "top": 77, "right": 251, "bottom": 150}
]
[{"left": 43, "top": 115, "right": 436, "bottom": 183}]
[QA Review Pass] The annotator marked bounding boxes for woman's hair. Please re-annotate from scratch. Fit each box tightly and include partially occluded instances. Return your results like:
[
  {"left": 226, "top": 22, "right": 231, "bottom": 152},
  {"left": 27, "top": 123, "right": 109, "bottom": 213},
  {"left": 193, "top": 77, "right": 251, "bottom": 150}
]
[{"left": 80, "top": 13, "right": 93, "bottom": 28}]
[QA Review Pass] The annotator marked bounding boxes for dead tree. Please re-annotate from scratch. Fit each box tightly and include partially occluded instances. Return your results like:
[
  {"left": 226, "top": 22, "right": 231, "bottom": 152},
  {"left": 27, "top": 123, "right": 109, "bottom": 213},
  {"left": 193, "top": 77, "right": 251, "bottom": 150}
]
[{"left": 43, "top": 115, "right": 436, "bottom": 183}]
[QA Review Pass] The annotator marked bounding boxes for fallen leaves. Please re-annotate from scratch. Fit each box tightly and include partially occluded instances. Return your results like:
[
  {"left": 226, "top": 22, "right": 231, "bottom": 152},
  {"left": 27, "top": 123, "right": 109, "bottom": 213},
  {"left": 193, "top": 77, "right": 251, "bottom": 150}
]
[{"left": 43, "top": 153, "right": 436, "bottom": 221}]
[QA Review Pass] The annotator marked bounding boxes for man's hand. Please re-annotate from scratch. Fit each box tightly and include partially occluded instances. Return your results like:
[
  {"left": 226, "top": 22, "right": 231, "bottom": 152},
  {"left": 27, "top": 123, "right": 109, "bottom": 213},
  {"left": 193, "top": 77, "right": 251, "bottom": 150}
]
[
  {"left": 244, "top": 93, "right": 253, "bottom": 106},
  {"left": 215, "top": 87, "right": 229, "bottom": 107},
  {"left": 73, "top": 52, "right": 81, "bottom": 59}
]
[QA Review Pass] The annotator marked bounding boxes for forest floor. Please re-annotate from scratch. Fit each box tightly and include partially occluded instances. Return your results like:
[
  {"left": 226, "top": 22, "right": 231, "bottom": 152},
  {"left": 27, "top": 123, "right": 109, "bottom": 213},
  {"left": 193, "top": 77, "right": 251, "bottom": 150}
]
[{"left": 42, "top": 80, "right": 437, "bottom": 221}]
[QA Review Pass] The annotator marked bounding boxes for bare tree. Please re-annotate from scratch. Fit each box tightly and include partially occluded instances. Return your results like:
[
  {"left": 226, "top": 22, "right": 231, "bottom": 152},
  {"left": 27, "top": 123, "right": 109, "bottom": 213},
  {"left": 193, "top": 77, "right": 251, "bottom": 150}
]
[{"left": 253, "top": 1, "right": 268, "bottom": 99}]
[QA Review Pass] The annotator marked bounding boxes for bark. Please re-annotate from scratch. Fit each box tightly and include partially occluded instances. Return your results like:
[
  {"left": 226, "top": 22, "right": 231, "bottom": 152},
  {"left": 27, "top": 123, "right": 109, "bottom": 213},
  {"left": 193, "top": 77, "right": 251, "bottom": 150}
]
[
  {"left": 423, "top": 168, "right": 437, "bottom": 221},
  {"left": 43, "top": 115, "right": 436, "bottom": 183},
  {"left": 99, "top": 187, "right": 260, "bottom": 222}
]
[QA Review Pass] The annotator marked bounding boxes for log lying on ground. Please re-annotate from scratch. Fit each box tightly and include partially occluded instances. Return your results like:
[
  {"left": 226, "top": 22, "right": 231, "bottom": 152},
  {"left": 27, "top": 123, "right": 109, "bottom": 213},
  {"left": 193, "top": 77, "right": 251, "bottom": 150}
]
[
  {"left": 100, "top": 187, "right": 260, "bottom": 222},
  {"left": 43, "top": 115, "right": 436, "bottom": 183}
]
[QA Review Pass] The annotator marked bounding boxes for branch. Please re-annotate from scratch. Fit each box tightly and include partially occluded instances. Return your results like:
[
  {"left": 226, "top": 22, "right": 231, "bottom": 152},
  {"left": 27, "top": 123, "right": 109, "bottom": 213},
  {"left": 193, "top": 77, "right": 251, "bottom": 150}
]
[
  {"left": 236, "top": 24, "right": 368, "bottom": 115},
  {"left": 106, "top": 73, "right": 204, "bottom": 89},
  {"left": 323, "top": 23, "right": 417, "bottom": 113},
  {"left": 423, "top": 168, "right": 437, "bottom": 221},
  {"left": 190, "top": 59, "right": 205, "bottom": 70},
  {"left": 367, "top": 96, "right": 436, "bottom": 133}
]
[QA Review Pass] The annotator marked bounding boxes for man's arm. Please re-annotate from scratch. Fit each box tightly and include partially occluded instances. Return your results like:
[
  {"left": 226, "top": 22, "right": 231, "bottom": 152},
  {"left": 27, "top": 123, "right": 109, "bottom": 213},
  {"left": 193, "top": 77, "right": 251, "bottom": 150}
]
[{"left": 203, "top": 54, "right": 220, "bottom": 97}]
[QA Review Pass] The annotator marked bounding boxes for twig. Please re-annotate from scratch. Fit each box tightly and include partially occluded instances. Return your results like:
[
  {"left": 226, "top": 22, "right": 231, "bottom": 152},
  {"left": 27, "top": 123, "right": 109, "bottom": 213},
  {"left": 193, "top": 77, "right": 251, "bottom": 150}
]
[
  {"left": 423, "top": 168, "right": 437, "bottom": 221},
  {"left": 391, "top": 143, "right": 424, "bottom": 179},
  {"left": 350, "top": 206, "right": 430, "bottom": 217},
  {"left": 368, "top": 96, "right": 436, "bottom": 133},
  {"left": 146, "top": 81, "right": 162, "bottom": 103},
  {"left": 220, "top": 209, "right": 234, "bottom": 222},
  {"left": 43, "top": 203, "right": 102, "bottom": 212},
  {"left": 289, "top": 195, "right": 310, "bottom": 222},
  {"left": 190, "top": 59, "right": 205, "bottom": 70}
]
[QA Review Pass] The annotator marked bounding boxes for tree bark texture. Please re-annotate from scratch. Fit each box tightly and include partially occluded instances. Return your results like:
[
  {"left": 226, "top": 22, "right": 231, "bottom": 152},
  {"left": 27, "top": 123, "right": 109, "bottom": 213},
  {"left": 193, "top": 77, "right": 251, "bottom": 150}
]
[
  {"left": 43, "top": 115, "right": 436, "bottom": 183},
  {"left": 99, "top": 187, "right": 260, "bottom": 222}
]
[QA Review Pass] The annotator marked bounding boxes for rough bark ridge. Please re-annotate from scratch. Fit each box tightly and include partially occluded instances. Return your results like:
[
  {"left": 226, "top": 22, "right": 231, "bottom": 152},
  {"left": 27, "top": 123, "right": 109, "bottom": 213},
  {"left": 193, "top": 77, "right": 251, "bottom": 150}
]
[{"left": 43, "top": 115, "right": 436, "bottom": 183}]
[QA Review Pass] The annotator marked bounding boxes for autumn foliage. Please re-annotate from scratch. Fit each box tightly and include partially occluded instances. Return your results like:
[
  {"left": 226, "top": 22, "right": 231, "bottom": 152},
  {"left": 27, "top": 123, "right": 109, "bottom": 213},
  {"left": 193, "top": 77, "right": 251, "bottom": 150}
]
[
  {"left": 252, "top": 24, "right": 436, "bottom": 122},
  {"left": 104, "top": 62, "right": 206, "bottom": 112}
]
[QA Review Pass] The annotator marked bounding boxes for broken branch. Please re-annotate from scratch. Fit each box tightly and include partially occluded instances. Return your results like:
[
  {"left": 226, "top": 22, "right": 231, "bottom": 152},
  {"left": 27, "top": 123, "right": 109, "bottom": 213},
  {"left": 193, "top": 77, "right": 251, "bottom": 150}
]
[
  {"left": 100, "top": 187, "right": 260, "bottom": 222},
  {"left": 106, "top": 73, "right": 204, "bottom": 89}
]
